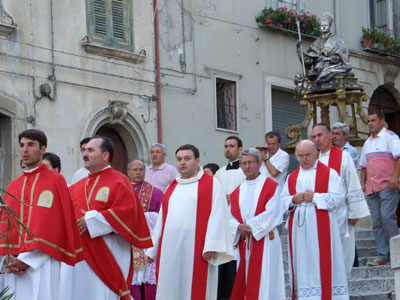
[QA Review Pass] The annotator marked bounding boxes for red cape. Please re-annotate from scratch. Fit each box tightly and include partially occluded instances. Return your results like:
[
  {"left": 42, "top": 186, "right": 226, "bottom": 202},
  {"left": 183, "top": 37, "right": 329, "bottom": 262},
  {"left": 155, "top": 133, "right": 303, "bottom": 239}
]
[
  {"left": 0, "top": 164, "right": 83, "bottom": 266},
  {"left": 69, "top": 167, "right": 152, "bottom": 299}
]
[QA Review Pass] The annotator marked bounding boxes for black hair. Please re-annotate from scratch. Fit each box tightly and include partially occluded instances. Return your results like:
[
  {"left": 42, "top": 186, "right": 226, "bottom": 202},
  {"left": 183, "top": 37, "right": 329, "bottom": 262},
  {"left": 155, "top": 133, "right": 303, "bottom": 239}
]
[
  {"left": 80, "top": 137, "right": 91, "bottom": 147},
  {"left": 203, "top": 163, "right": 220, "bottom": 175},
  {"left": 313, "top": 123, "right": 332, "bottom": 133},
  {"left": 265, "top": 131, "right": 281, "bottom": 142},
  {"left": 225, "top": 136, "right": 243, "bottom": 148},
  {"left": 368, "top": 110, "right": 385, "bottom": 120},
  {"left": 18, "top": 129, "right": 47, "bottom": 148},
  {"left": 43, "top": 152, "right": 62, "bottom": 172},
  {"left": 175, "top": 144, "right": 200, "bottom": 159},
  {"left": 90, "top": 135, "right": 114, "bottom": 162}
]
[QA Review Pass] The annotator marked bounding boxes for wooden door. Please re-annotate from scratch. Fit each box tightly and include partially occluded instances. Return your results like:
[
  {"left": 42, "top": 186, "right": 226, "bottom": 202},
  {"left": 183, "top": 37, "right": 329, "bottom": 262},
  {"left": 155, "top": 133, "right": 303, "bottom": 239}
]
[{"left": 96, "top": 126, "right": 128, "bottom": 175}]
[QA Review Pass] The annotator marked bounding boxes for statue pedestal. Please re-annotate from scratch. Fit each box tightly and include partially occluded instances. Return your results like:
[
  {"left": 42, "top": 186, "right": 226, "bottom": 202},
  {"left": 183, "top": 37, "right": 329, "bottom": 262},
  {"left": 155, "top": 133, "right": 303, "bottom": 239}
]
[{"left": 285, "top": 78, "right": 368, "bottom": 148}]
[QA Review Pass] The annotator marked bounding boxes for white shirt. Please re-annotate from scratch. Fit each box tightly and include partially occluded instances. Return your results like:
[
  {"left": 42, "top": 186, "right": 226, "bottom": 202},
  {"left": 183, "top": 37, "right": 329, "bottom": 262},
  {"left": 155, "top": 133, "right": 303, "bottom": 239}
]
[{"left": 260, "top": 148, "right": 290, "bottom": 188}]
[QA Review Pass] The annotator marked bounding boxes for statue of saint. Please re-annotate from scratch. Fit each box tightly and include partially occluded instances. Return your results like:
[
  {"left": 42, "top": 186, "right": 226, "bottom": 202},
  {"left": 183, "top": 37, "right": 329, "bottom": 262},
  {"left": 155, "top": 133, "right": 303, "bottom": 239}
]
[{"left": 296, "top": 12, "right": 354, "bottom": 90}]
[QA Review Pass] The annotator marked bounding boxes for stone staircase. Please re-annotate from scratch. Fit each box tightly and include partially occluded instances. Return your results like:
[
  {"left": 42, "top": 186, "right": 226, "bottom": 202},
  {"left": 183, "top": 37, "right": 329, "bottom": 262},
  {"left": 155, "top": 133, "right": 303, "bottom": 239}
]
[{"left": 280, "top": 228, "right": 396, "bottom": 299}]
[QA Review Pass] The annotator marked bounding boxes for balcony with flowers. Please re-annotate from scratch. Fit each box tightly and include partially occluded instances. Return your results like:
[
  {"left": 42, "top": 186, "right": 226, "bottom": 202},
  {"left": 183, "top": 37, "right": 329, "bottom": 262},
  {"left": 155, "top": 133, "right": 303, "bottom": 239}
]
[
  {"left": 255, "top": 7, "right": 320, "bottom": 40},
  {"left": 361, "top": 27, "right": 400, "bottom": 59}
]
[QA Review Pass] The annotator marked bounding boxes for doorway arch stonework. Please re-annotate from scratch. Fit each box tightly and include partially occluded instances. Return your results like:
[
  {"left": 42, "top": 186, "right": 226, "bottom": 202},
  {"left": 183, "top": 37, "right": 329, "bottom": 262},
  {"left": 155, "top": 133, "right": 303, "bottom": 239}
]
[{"left": 82, "top": 103, "right": 151, "bottom": 167}]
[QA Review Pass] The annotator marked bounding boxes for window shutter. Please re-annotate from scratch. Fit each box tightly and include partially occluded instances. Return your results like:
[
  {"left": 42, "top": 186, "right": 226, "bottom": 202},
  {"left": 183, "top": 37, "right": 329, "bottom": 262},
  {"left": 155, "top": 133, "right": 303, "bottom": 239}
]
[
  {"left": 94, "top": 0, "right": 107, "bottom": 36},
  {"left": 87, "top": 0, "right": 133, "bottom": 50},
  {"left": 111, "top": 0, "right": 125, "bottom": 40}
]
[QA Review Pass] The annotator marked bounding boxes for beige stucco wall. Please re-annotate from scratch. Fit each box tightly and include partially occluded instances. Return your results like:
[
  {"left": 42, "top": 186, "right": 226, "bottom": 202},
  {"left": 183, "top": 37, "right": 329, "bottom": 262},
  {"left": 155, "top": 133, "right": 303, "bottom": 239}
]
[{"left": 0, "top": 0, "right": 158, "bottom": 185}]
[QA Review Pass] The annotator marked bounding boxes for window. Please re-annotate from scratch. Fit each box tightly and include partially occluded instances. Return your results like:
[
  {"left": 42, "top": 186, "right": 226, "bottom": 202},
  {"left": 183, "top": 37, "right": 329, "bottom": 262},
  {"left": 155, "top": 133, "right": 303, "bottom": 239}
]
[
  {"left": 216, "top": 78, "right": 238, "bottom": 132},
  {"left": 266, "top": 0, "right": 304, "bottom": 11},
  {"left": 369, "top": 0, "right": 394, "bottom": 32},
  {"left": 86, "top": 0, "right": 133, "bottom": 51}
]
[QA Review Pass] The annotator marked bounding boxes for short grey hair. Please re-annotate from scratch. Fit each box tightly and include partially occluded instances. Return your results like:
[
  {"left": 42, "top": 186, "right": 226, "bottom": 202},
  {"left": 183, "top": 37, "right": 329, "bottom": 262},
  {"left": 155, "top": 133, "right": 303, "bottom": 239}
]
[
  {"left": 332, "top": 122, "right": 350, "bottom": 135},
  {"left": 239, "top": 148, "right": 261, "bottom": 162},
  {"left": 127, "top": 158, "right": 145, "bottom": 170},
  {"left": 150, "top": 143, "right": 167, "bottom": 153},
  {"left": 295, "top": 140, "right": 318, "bottom": 156}
]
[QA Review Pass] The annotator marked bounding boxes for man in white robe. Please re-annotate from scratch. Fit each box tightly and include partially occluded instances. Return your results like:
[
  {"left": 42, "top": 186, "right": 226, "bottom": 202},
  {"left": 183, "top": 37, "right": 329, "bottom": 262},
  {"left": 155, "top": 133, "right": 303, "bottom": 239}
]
[
  {"left": 147, "top": 144, "right": 234, "bottom": 300},
  {"left": 281, "top": 140, "right": 349, "bottom": 300},
  {"left": 230, "top": 148, "right": 285, "bottom": 300},
  {"left": 214, "top": 136, "right": 245, "bottom": 300},
  {"left": 312, "top": 124, "right": 369, "bottom": 275}
]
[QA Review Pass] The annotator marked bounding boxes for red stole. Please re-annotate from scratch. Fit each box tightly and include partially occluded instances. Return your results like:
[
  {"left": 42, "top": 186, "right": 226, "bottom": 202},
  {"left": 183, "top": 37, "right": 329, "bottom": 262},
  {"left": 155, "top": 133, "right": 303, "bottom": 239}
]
[
  {"left": 230, "top": 177, "right": 278, "bottom": 300},
  {"left": 156, "top": 173, "right": 213, "bottom": 300},
  {"left": 288, "top": 161, "right": 332, "bottom": 300},
  {"left": 326, "top": 146, "right": 343, "bottom": 175},
  {"left": 69, "top": 168, "right": 152, "bottom": 300},
  {"left": 0, "top": 164, "right": 83, "bottom": 265}
]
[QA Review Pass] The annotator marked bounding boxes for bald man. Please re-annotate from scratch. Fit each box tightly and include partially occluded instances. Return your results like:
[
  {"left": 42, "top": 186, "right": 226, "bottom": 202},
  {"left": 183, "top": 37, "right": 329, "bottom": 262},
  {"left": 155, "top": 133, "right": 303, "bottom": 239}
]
[{"left": 281, "top": 140, "right": 348, "bottom": 300}]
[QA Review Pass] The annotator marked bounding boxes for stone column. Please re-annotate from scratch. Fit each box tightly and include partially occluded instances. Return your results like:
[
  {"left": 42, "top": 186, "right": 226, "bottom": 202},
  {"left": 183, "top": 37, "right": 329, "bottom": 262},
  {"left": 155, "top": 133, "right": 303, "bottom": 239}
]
[
  {"left": 394, "top": 0, "right": 400, "bottom": 40},
  {"left": 390, "top": 234, "right": 400, "bottom": 300}
]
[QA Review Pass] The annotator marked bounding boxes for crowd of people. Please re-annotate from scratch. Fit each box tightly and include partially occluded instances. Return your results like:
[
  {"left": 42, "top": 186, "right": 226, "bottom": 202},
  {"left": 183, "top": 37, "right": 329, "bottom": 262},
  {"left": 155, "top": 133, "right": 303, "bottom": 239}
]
[{"left": 0, "top": 109, "right": 399, "bottom": 300}]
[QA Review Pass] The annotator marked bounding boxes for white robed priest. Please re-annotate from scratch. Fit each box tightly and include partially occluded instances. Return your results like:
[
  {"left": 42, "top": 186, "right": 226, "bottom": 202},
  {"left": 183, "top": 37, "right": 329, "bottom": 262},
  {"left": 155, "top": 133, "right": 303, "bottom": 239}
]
[
  {"left": 147, "top": 144, "right": 234, "bottom": 300},
  {"left": 312, "top": 124, "right": 369, "bottom": 275},
  {"left": 281, "top": 140, "right": 349, "bottom": 300},
  {"left": 229, "top": 148, "right": 285, "bottom": 300}
]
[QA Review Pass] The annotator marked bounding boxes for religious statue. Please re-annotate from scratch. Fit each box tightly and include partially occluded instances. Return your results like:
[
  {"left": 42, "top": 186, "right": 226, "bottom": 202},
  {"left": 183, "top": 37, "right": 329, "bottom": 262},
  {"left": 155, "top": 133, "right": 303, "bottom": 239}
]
[{"left": 295, "top": 12, "right": 359, "bottom": 94}]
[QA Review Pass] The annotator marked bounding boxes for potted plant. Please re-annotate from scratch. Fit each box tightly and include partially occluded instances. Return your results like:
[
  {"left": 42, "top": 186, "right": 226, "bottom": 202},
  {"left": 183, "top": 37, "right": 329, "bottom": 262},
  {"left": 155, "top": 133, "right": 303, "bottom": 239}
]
[
  {"left": 362, "top": 27, "right": 375, "bottom": 48},
  {"left": 255, "top": 7, "right": 320, "bottom": 38}
]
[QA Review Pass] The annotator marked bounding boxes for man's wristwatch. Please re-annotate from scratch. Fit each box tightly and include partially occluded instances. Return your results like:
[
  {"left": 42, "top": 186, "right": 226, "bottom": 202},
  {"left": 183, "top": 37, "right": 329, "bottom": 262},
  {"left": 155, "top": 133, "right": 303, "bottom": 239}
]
[{"left": 263, "top": 158, "right": 269, "bottom": 162}]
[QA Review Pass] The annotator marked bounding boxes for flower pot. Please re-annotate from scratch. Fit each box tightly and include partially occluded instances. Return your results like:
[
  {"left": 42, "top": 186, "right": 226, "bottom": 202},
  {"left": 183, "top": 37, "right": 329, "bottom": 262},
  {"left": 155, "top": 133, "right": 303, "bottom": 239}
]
[{"left": 363, "top": 38, "right": 373, "bottom": 48}]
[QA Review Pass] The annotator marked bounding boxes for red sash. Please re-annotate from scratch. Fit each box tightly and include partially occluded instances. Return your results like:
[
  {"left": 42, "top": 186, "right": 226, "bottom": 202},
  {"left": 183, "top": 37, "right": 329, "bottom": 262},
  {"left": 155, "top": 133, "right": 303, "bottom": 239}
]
[
  {"left": 287, "top": 162, "right": 332, "bottom": 300},
  {"left": 156, "top": 173, "right": 213, "bottom": 300},
  {"left": 327, "top": 146, "right": 343, "bottom": 175},
  {"left": 230, "top": 177, "right": 278, "bottom": 300}
]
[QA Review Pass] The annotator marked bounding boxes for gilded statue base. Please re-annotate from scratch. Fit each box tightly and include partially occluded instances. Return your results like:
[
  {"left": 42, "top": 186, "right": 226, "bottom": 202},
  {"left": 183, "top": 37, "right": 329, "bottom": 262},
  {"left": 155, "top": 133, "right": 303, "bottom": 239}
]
[{"left": 284, "top": 77, "right": 368, "bottom": 149}]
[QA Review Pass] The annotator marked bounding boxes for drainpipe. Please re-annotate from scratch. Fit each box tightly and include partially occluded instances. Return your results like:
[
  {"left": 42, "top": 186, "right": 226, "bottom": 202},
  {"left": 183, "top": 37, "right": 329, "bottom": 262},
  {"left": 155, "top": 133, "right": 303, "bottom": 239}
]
[{"left": 153, "top": 0, "right": 162, "bottom": 143}]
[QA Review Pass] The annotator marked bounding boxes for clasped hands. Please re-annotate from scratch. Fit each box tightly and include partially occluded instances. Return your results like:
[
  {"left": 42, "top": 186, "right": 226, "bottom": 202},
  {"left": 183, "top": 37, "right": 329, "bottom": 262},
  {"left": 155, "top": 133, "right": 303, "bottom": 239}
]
[
  {"left": 4, "top": 255, "right": 29, "bottom": 274},
  {"left": 292, "top": 190, "right": 314, "bottom": 205}
]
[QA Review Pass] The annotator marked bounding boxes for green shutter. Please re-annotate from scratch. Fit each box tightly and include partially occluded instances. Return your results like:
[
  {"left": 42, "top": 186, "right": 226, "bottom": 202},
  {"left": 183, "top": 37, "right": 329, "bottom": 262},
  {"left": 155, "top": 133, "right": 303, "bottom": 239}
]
[{"left": 86, "top": 0, "right": 133, "bottom": 51}]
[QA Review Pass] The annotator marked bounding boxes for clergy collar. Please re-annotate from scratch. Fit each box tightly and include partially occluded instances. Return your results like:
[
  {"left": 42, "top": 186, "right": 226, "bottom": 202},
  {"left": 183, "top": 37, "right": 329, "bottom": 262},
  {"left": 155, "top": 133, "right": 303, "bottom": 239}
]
[
  {"left": 226, "top": 159, "right": 240, "bottom": 170},
  {"left": 24, "top": 165, "right": 42, "bottom": 173},
  {"left": 300, "top": 160, "right": 319, "bottom": 172},
  {"left": 246, "top": 173, "right": 262, "bottom": 184},
  {"left": 88, "top": 165, "right": 111, "bottom": 175},
  {"left": 176, "top": 167, "right": 204, "bottom": 185}
]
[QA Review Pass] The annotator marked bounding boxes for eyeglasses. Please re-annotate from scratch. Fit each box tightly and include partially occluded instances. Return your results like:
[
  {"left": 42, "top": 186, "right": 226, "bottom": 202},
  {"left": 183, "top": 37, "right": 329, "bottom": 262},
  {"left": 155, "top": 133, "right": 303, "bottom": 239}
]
[
  {"left": 296, "top": 154, "right": 313, "bottom": 161},
  {"left": 239, "top": 161, "right": 258, "bottom": 166}
]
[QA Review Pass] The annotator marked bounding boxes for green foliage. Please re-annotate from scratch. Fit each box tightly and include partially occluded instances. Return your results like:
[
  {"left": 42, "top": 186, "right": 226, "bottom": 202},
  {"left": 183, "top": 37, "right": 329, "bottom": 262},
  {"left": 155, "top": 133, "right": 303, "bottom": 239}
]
[{"left": 362, "top": 27, "right": 400, "bottom": 58}]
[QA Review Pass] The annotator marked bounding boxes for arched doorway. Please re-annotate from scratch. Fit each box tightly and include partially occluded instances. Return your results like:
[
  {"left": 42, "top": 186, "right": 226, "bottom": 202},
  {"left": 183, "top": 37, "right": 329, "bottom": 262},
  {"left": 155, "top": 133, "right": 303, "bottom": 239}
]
[
  {"left": 369, "top": 86, "right": 400, "bottom": 135},
  {"left": 96, "top": 126, "right": 128, "bottom": 175}
]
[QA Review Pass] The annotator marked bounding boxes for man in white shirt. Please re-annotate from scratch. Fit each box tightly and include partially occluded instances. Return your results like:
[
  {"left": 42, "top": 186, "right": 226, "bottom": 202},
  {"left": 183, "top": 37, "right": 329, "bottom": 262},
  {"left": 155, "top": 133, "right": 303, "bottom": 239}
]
[
  {"left": 332, "top": 122, "right": 359, "bottom": 167},
  {"left": 70, "top": 137, "right": 91, "bottom": 184},
  {"left": 259, "top": 131, "right": 289, "bottom": 192}
]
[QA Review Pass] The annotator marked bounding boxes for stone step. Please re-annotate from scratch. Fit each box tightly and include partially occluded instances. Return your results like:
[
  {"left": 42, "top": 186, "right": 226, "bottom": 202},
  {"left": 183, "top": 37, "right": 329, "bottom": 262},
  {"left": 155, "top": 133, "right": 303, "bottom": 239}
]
[
  {"left": 350, "top": 265, "right": 394, "bottom": 279},
  {"left": 348, "top": 277, "right": 395, "bottom": 294},
  {"left": 350, "top": 291, "right": 395, "bottom": 299},
  {"left": 355, "top": 230, "right": 375, "bottom": 240}
]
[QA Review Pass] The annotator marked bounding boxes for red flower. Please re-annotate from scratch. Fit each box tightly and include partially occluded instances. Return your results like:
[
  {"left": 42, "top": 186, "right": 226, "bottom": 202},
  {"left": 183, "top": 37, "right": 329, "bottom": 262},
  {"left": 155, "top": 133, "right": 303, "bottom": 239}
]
[
  {"left": 266, "top": 19, "right": 271, "bottom": 23},
  {"left": 279, "top": 24, "right": 283, "bottom": 28},
  {"left": 284, "top": 7, "right": 288, "bottom": 11}
]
